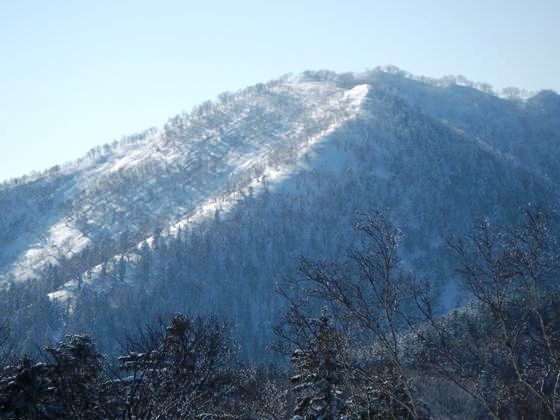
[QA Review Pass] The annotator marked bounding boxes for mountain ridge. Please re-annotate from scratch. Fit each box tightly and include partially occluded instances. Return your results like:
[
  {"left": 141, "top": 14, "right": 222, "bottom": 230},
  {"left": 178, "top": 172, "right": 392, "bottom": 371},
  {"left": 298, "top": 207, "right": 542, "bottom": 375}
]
[{"left": 2, "top": 66, "right": 558, "bottom": 190}]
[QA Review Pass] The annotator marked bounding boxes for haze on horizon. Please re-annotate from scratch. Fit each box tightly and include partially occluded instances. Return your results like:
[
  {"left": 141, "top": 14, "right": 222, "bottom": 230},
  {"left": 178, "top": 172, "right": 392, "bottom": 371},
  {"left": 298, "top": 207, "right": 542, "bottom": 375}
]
[{"left": 1, "top": 0, "right": 559, "bottom": 182}]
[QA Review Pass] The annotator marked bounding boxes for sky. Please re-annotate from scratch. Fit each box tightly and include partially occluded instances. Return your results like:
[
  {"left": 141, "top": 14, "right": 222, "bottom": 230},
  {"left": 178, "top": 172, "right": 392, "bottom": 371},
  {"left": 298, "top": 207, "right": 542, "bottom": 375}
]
[{"left": 1, "top": 0, "right": 559, "bottom": 182}]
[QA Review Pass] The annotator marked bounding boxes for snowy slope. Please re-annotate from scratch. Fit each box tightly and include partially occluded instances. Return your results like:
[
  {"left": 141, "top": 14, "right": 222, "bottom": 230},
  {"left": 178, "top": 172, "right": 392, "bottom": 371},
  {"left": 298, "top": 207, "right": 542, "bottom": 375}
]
[
  {"left": 1, "top": 68, "right": 558, "bottom": 358},
  {"left": 45, "top": 83, "right": 370, "bottom": 305},
  {"left": 0, "top": 77, "right": 369, "bottom": 285}
]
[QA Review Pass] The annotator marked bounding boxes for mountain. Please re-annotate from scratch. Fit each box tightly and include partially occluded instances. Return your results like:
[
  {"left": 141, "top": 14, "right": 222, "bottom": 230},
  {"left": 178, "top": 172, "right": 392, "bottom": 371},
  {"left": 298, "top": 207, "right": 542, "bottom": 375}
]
[{"left": 1, "top": 67, "right": 559, "bottom": 358}]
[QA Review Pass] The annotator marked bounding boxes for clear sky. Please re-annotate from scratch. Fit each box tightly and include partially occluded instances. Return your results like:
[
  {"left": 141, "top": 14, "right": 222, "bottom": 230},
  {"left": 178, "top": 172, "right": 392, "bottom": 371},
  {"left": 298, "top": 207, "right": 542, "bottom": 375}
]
[{"left": 1, "top": 0, "right": 559, "bottom": 182}]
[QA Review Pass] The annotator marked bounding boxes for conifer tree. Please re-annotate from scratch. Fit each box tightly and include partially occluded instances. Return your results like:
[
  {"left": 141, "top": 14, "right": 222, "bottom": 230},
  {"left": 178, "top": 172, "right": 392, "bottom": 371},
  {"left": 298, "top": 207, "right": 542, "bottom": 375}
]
[{"left": 291, "top": 313, "right": 346, "bottom": 419}]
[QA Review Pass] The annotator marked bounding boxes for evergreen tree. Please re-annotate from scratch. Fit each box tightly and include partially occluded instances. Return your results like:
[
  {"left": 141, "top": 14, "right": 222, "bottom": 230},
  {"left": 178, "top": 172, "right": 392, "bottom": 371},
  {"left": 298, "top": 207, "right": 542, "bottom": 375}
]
[{"left": 291, "top": 313, "right": 346, "bottom": 419}]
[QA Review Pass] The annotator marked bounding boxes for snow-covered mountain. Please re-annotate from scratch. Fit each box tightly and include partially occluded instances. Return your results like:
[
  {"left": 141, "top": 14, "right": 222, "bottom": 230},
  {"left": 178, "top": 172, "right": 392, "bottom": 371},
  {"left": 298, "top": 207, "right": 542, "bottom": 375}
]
[
  {"left": 1, "top": 76, "right": 367, "bottom": 284},
  {"left": 1, "top": 67, "right": 559, "bottom": 357}
]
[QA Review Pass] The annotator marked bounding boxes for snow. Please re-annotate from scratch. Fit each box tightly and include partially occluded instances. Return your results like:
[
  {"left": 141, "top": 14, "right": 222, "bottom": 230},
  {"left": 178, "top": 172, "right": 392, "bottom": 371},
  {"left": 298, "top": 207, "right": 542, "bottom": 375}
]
[
  {"left": 10, "top": 220, "right": 91, "bottom": 281},
  {"left": 344, "top": 84, "right": 370, "bottom": 106},
  {"left": 44, "top": 82, "right": 370, "bottom": 305},
  {"left": 0, "top": 71, "right": 379, "bottom": 310}
]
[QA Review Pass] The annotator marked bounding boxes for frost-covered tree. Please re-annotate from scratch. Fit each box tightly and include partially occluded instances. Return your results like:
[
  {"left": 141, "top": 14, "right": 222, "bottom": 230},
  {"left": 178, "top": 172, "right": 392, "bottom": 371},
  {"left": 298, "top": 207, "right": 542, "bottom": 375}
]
[
  {"left": 290, "top": 313, "right": 346, "bottom": 419},
  {"left": 118, "top": 313, "right": 234, "bottom": 418}
]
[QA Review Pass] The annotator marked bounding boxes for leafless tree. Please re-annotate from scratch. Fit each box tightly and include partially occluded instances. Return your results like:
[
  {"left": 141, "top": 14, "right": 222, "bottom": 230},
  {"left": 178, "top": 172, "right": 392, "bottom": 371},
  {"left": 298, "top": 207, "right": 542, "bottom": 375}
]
[
  {"left": 277, "top": 208, "right": 560, "bottom": 419},
  {"left": 448, "top": 208, "right": 560, "bottom": 419},
  {"left": 276, "top": 211, "right": 434, "bottom": 419},
  {"left": 413, "top": 208, "right": 560, "bottom": 419}
]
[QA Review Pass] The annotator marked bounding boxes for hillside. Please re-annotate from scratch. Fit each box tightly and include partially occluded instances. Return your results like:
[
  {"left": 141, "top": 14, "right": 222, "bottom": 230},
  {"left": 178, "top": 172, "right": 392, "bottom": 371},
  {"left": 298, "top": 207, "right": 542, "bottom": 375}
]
[{"left": 1, "top": 68, "right": 558, "bottom": 358}]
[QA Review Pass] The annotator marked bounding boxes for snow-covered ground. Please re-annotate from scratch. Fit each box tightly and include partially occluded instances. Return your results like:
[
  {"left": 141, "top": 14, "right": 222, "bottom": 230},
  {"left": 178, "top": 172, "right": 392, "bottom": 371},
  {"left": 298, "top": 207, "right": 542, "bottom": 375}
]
[
  {"left": 1, "top": 76, "right": 370, "bottom": 298},
  {"left": 45, "top": 83, "right": 371, "bottom": 306}
]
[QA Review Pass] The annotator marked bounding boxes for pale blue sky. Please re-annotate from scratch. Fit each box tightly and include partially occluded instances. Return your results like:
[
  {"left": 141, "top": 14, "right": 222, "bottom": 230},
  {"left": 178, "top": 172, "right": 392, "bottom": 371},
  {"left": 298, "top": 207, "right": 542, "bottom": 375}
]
[{"left": 1, "top": 0, "right": 559, "bottom": 182}]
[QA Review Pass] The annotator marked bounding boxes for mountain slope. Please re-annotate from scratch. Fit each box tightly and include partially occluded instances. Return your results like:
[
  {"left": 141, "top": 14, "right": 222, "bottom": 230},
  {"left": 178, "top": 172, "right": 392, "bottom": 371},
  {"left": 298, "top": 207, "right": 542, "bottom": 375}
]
[
  {"left": 1, "top": 68, "right": 558, "bottom": 358},
  {"left": 364, "top": 70, "right": 560, "bottom": 181},
  {"left": 0, "top": 77, "right": 367, "bottom": 283}
]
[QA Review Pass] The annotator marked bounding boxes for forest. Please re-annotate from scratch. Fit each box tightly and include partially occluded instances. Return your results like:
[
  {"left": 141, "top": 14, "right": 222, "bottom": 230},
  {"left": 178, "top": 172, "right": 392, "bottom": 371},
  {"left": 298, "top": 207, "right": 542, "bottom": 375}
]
[{"left": 1, "top": 208, "right": 558, "bottom": 419}]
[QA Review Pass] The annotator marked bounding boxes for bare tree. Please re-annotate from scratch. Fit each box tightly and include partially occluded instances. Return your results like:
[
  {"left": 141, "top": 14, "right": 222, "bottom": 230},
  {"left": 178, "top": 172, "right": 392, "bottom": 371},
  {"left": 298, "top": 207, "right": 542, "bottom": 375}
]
[
  {"left": 276, "top": 211, "right": 433, "bottom": 419},
  {"left": 413, "top": 208, "right": 560, "bottom": 419},
  {"left": 277, "top": 209, "right": 560, "bottom": 419},
  {"left": 448, "top": 209, "right": 560, "bottom": 419}
]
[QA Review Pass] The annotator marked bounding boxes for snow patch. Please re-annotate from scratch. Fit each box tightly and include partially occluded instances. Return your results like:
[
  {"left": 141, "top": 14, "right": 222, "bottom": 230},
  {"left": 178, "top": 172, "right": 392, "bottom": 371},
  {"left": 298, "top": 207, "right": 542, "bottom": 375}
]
[{"left": 10, "top": 220, "right": 90, "bottom": 281}]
